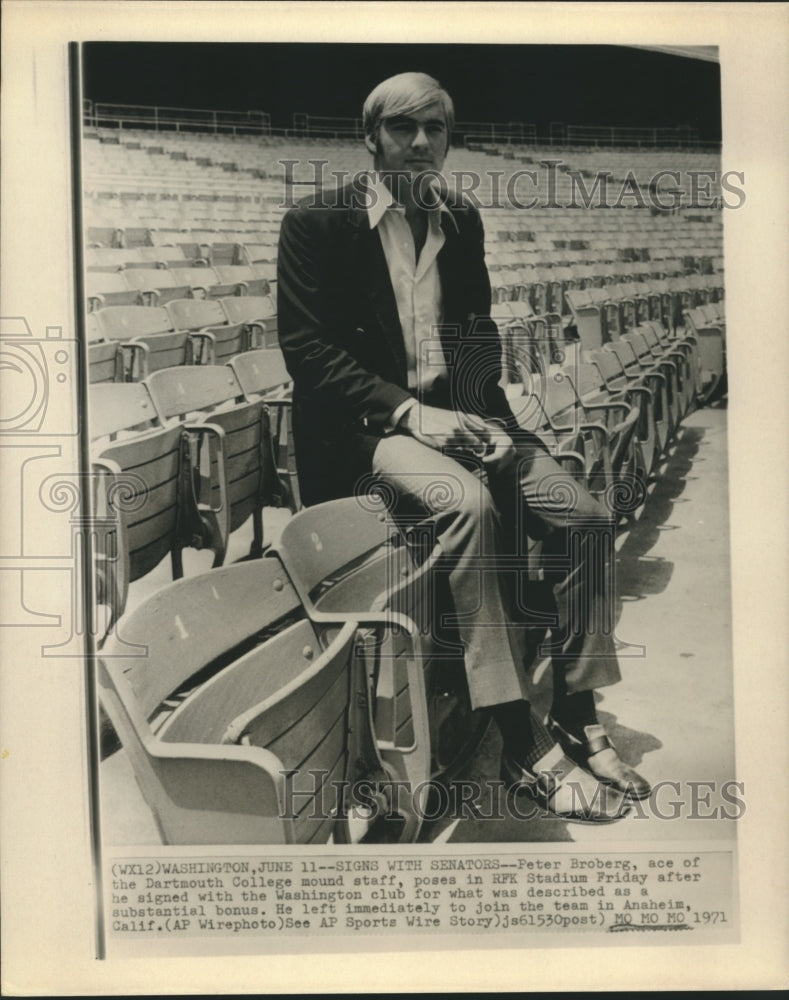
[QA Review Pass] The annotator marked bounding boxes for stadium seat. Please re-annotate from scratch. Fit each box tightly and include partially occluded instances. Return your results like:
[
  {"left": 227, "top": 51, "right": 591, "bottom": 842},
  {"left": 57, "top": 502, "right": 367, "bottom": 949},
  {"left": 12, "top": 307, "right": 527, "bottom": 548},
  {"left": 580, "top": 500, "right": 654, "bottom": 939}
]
[
  {"left": 559, "top": 363, "right": 644, "bottom": 506},
  {"left": 228, "top": 347, "right": 298, "bottom": 510},
  {"left": 165, "top": 297, "right": 250, "bottom": 363},
  {"left": 145, "top": 364, "right": 287, "bottom": 558},
  {"left": 124, "top": 268, "right": 192, "bottom": 307},
  {"left": 273, "top": 495, "right": 473, "bottom": 788},
  {"left": 95, "top": 304, "right": 195, "bottom": 379},
  {"left": 683, "top": 305, "right": 726, "bottom": 403},
  {"left": 619, "top": 328, "right": 684, "bottom": 430},
  {"left": 92, "top": 415, "right": 226, "bottom": 628},
  {"left": 590, "top": 348, "right": 661, "bottom": 474},
  {"left": 98, "top": 557, "right": 425, "bottom": 843},
  {"left": 219, "top": 294, "right": 278, "bottom": 345},
  {"left": 89, "top": 382, "right": 160, "bottom": 440},
  {"left": 213, "top": 264, "right": 271, "bottom": 297},
  {"left": 85, "top": 271, "right": 144, "bottom": 312}
]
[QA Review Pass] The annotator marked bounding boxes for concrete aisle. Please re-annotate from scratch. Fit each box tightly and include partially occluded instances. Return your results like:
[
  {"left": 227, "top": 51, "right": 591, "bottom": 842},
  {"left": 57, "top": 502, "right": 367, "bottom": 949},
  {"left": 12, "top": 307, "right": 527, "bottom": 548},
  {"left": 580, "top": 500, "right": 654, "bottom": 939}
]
[
  {"left": 426, "top": 400, "right": 736, "bottom": 845},
  {"left": 100, "top": 403, "right": 736, "bottom": 848}
]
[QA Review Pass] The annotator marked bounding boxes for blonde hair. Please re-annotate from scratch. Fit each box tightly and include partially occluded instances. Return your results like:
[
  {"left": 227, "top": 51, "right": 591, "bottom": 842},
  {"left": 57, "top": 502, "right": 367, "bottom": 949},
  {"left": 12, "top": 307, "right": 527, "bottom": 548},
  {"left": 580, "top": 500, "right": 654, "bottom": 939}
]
[{"left": 362, "top": 72, "right": 455, "bottom": 139}]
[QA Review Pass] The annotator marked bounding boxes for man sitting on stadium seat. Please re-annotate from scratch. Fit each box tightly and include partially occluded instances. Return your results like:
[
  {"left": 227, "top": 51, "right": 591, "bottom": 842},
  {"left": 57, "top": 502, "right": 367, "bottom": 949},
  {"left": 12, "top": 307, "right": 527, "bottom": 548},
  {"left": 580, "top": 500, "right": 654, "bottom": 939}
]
[{"left": 277, "top": 71, "right": 650, "bottom": 822}]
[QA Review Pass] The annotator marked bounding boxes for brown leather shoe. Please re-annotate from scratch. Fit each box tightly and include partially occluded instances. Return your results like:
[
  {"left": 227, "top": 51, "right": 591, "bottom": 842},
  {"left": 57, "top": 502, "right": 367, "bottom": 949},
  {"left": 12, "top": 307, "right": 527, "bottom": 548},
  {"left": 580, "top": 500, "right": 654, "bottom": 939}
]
[
  {"left": 501, "top": 743, "right": 631, "bottom": 823},
  {"left": 547, "top": 715, "right": 652, "bottom": 800}
]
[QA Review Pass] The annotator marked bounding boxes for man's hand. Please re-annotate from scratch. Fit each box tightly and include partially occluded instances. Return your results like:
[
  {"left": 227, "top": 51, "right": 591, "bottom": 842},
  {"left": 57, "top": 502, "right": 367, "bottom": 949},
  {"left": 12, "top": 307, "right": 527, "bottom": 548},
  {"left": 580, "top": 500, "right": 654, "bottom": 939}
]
[{"left": 400, "top": 404, "right": 516, "bottom": 472}]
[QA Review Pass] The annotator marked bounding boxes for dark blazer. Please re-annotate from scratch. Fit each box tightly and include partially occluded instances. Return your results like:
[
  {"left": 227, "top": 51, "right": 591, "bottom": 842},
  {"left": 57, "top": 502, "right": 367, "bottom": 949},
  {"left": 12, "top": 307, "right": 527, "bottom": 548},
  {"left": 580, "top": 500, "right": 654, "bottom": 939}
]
[{"left": 277, "top": 182, "right": 523, "bottom": 506}]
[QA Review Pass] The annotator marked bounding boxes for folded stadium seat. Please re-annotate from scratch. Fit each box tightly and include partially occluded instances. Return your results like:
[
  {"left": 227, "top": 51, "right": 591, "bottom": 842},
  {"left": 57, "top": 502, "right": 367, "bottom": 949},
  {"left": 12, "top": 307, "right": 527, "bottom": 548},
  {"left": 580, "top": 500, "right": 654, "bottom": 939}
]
[
  {"left": 665, "top": 276, "right": 693, "bottom": 332},
  {"left": 572, "top": 263, "right": 609, "bottom": 289},
  {"left": 88, "top": 341, "right": 124, "bottom": 384},
  {"left": 697, "top": 301, "right": 726, "bottom": 331},
  {"left": 272, "top": 496, "right": 464, "bottom": 790},
  {"left": 87, "top": 226, "right": 124, "bottom": 249},
  {"left": 145, "top": 364, "right": 288, "bottom": 557},
  {"left": 175, "top": 240, "right": 212, "bottom": 264},
  {"left": 518, "top": 368, "right": 618, "bottom": 501},
  {"left": 165, "top": 298, "right": 249, "bottom": 364},
  {"left": 89, "top": 314, "right": 142, "bottom": 381},
  {"left": 491, "top": 299, "right": 565, "bottom": 376},
  {"left": 228, "top": 348, "right": 298, "bottom": 511},
  {"left": 607, "top": 280, "right": 649, "bottom": 334},
  {"left": 605, "top": 337, "right": 676, "bottom": 448},
  {"left": 160, "top": 266, "right": 234, "bottom": 300},
  {"left": 643, "top": 277, "right": 679, "bottom": 331},
  {"left": 545, "top": 265, "right": 576, "bottom": 316},
  {"left": 85, "top": 271, "right": 144, "bottom": 312},
  {"left": 565, "top": 263, "right": 590, "bottom": 289},
  {"left": 91, "top": 404, "right": 227, "bottom": 630},
  {"left": 682, "top": 306, "right": 726, "bottom": 404},
  {"left": 155, "top": 246, "right": 207, "bottom": 268},
  {"left": 620, "top": 279, "right": 651, "bottom": 324},
  {"left": 686, "top": 273, "right": 712, "bottom": 307},
  {"left": 505, "top": 372, "right": 587, "bottom": 485},
  {"left": 251, "top": 261, "right": 277, "bottom": 294},
  {"left": 642, "top": 277, "right": 668, "bottom": 324},
  {"left": 123, "top": 226, "right": 161, "bottom": 247},
  {"left": 620, "top": 327, "right": 685, "bottom": 428},
  {"left": 118, "top": 246, "right": 200, "bottom": 270},
  {"left": 639, "top": 317, "right": 700, "bottom": 410},
  {"left": 561, "top": 362, "right": 645, "bottom": 505},
  {"left": 565, "top": 287, "right": 607, "bottom": 352},
  {"left": 212, "top": 264, "right": 271, "bottom": 297},
  {"left": 541, "top": 248, "right": 573, "bottom": 268},
  {"left": 491, "top": 279, "right": 511, "bottom": 305},
  {"left": 95, "top": 304, "right": 195, "bottom": 380},
  {"left": 240, "top": 243, "right": 277, "bottom": 266},
  {"left": 85, "top": 247, "right": 136, "bottom": 271},
  {"left": 85, "top": 310, "right": 125, "bottom": 383},
  {"left": 218, "top": 294, "right": 278, "bottom": 346},
  {"left": 591, "top": 347, "right": 663, "bottom": 472},
  {"left": 517, "top": 265, "right": 548, "bottom": 314},
  {"left": 99, "top": 556, "right": 426, "bottom": 843},
  {"left": 85, "top": 310, "right": 103, "bottom": 344},
  {"left": 206, "top": 242, "right": 243, "bottom": 267},
  {"left": 596, "top": 283, "right": 633, "bottom": 340},
  {"left": 125, "top": 268, "right": 193, "bottom": 307},
  {"left": 147, "top": 229, "right": 185, "bottom": 247}
]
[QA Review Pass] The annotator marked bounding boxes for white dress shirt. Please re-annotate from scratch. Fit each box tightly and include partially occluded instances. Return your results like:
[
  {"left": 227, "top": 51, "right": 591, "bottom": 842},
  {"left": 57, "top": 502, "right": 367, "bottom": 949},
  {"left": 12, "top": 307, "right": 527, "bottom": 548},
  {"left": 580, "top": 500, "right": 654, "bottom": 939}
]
[{"left": 364, "top": 174, "right": 458, "bottom": 429}]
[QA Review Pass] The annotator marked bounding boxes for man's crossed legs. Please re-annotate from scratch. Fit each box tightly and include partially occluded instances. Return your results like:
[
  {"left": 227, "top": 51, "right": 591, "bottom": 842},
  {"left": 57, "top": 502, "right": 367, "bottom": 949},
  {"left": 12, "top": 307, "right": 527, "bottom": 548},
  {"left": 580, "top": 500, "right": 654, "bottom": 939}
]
[{"left": 372, "top": 432, "right": 650, "bottom": 823}]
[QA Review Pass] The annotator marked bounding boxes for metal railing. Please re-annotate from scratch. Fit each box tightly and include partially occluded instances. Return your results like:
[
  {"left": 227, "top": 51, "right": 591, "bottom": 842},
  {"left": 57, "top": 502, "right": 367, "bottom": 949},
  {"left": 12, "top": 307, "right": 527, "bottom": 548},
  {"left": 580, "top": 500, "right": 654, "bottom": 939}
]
[
  {"left": 82, "top": 102, "right": 719, "bottom": 150},
  {"left": 86, "top": 103, "right": 271, "bottom": 136}
]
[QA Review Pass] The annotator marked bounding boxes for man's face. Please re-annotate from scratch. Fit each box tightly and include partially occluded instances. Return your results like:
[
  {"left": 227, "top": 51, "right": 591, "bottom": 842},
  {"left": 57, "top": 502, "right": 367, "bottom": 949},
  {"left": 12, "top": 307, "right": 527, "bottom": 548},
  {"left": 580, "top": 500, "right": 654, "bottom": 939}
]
[{"left": 374, "top": 101, "right": 449, "bottom": 178}]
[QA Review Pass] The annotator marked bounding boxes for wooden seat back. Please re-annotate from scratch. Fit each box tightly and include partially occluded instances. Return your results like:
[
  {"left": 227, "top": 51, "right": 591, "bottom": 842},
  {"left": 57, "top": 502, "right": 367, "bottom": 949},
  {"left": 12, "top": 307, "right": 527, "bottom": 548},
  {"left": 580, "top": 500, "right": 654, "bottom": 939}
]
[
  {"left": 89, "top": 382, "right": 159, "bottom": 441},
  {"left": 228, "top": 347, "right": 291, "bottom": 398},
  {"left": 146, "top": 365, "right": 281, "bottom": 544},
  {"left": 96, "top": 304, "right": 175, "bottom": 340},
  {"left": 274, "top": 497, "right": 482, "bottom": 781},
  {"left": 99, "top": 558, "right": 400, "bottom": 844},
  {"left": 88, "top": 341, "right": 123, "bottom": 384}
]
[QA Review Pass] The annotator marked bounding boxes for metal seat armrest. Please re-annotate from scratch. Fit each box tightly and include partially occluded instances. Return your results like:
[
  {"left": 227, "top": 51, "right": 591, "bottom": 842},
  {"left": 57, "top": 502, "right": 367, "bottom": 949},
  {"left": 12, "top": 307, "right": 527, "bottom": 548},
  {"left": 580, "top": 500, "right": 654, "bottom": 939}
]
[
  {"left": 188, "top": 330, "right": 216, "bottom": 365},
  {"left": 122, "top": 341, "right": 149, "bottom": 381},
  {"left": 183, "top": 421, "right": 230, "bottom": 564},
  {"left": 91, "top": 456, "right": 130, "bottom": 630}
]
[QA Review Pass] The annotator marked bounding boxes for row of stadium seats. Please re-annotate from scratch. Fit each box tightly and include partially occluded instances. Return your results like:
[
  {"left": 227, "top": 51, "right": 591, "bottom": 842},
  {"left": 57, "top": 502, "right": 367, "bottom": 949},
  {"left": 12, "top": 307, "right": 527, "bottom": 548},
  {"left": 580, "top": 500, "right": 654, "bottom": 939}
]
[
  {"left": 96, "top": 296, "right": 723, "bottom": 844},
  {"left": 98, "top": 501, "right": 431, "bottom": 844},
  {"left": 86, "top": 264, "right": 276, "bottom": 310},
  {"left": 87, "top": 297, "right": 278, "bottom": 380},
  {"left": 90, "top": 347, "right": 296, "bottom": 629}
]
